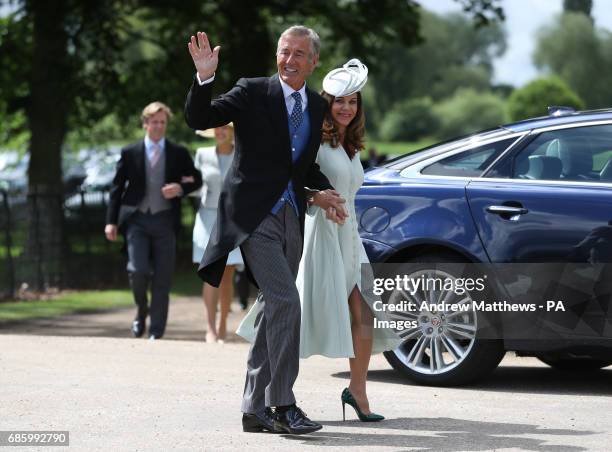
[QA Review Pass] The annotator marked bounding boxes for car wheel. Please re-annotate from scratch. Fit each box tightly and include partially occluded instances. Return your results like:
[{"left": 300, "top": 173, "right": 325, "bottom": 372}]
[
  {"left": 537, "top": 354, "right": 612, "bottom": 371},
  {"left": 383, "top": 254, "right": 505, "bottom": 386}
]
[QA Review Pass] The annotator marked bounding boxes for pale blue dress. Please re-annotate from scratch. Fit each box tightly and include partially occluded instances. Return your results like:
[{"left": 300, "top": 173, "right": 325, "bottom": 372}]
[
  {"left": 192, "top": 147, "right": 243, "bottom": 266},
  {"left": 237, "top": 142, "right": 401, "bottom": 358}
]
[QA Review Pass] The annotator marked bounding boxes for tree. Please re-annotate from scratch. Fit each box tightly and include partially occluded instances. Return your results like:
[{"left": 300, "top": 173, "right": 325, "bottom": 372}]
[
  {"left": 0, "top": 0, "right": 504, "bottom": 291},
  {"left": 563, "top": 0, "right": 592, "bottom": 19},
  {"left": 533, "top": 12, "right": 612, "bottom": 109},
  {"left": 380, "top": 97, "right": 440, "bottom": 141},
  {"left": 0, "top": 0, "right": 138, "bottom": 289},
  {"left": 507, "top": 77, "right": 584, "bottom": 122},
  {"left": 434, "top": 88, "right": 507, "bottom": 139},
  {"left": 454, "top": 0, "right": 505, "bottom": 26},
  {"left": 366, "top": 10, "right": 506, "bottom": 136}
]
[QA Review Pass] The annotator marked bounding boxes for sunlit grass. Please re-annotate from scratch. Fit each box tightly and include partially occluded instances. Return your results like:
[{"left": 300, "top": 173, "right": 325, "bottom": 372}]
[
  {"left": 0, "top": 268, "right": 203, "bottom": 322},
  {"left": 365, "top": 138, "right": 437, "bottom": 157},
  {"left": 0, "top": 290, "right": 133, "bottom": 322}
]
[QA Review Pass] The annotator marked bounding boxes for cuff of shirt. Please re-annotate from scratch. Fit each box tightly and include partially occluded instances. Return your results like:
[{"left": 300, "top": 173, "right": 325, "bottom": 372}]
[{"left": 196, "top": 72, "right": 215, "bottom": 85}]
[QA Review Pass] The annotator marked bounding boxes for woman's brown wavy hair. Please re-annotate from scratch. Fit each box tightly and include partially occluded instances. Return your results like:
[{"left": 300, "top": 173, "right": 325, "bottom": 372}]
[{"left": 320, "top": 91, "right": 365, "bottom": 159}]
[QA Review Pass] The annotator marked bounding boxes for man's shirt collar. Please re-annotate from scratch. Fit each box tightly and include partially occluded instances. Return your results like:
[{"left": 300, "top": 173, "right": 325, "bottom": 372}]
[
  {"left": 144, "top": 135, "right": 165, "bottom": 152},
  {"left": 279, "top": 77, "right": 307, "bottom": 107}
]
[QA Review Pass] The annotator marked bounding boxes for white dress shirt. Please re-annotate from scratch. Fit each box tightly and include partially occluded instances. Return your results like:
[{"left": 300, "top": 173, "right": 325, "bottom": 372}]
[{"left": 278, "top": 77, "right": 307, "bottom": 114}]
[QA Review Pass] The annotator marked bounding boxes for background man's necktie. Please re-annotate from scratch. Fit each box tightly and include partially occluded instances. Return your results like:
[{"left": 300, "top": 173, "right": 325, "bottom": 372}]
[{"left": 150, "top": 143, "right": 161, "bottom": 167}]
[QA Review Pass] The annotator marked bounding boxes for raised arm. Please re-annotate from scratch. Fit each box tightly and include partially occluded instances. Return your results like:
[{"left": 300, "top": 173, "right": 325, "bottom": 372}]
[{"left": 185, "top": 31, "right": 248, "bottom": 131}]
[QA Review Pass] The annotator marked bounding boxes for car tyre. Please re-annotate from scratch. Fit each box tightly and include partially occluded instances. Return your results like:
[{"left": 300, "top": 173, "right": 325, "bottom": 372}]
[{"left": 383, "top": 253, "right": 505, "bottom": 386}]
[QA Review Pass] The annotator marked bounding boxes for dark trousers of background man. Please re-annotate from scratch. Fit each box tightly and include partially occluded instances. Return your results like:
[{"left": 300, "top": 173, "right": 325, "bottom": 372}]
[{"left": 126, "top": 210, "right": 176, "bottom": 338}]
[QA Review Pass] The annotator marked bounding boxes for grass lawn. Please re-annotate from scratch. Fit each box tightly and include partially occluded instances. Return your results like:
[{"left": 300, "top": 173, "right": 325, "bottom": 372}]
[
  {"left": 365, "top": 138, "right": 436, "bottom": 157},
  {"left": 0, "top": 290, "right": 133, "bottom": 322},
  {"left": 0, "top": 247, "right": 22, "bottom": 259},
  {"left": 0, "top": 268, "right": 203, "bottom": 323}
]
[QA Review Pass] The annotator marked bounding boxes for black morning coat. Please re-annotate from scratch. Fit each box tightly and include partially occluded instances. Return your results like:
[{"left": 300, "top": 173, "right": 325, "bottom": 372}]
[
  {"left": 184, "top": 74, "right": 333, "bottom": 287},
  {"left": 106, "top": 140, "right": 203, "bottom": 233}
]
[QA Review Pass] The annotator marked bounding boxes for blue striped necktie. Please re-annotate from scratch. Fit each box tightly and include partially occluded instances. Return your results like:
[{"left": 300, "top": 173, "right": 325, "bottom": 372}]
[{"left": 290, "top": 92, "right": 303, "bottom": 129}]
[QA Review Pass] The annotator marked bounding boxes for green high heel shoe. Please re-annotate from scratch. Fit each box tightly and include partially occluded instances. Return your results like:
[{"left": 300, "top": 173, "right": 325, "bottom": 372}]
[{"left": 341, "top": 388, "right": 385, "bottom": 422}]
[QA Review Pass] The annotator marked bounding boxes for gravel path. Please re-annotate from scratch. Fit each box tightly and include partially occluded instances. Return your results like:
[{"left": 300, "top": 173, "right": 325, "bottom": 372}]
[{"left": 2, "top": 297, "right": 612, "bottom": 451}]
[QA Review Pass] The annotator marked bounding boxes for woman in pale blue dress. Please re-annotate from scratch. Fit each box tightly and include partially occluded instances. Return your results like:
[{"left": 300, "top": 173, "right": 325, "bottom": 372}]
[
  {"left": 238, "top": 60, "right": 400, "bottom": 421},
  {"left": 193, "top": 124, "right": 243, "bottom": 343}
]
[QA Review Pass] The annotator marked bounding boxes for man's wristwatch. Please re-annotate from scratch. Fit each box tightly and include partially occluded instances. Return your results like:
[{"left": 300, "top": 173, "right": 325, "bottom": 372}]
[{"left": 304, "top": 187, "right": 320, "bottom": 203}]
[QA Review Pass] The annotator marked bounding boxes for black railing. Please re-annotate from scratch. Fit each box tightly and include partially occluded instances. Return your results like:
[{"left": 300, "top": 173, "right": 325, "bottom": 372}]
[
  {"left": 1, "top": 190, "right": 15, "bottom": 299},
  {"left": 0, "top": 188, "right": 197, "bottom": 300}
]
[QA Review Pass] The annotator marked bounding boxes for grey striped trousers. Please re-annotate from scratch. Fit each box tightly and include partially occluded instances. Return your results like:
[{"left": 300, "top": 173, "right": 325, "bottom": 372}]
[{"left": 240, "top": 203, "right": 302, "bottom": 413}]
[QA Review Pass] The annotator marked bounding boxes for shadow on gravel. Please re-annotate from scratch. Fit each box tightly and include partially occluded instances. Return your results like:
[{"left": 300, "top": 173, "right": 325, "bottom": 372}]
[
  {"left": 332, "top": 366, "right": 612, "bottom": 397},
  {"left": 281, "top": 417, "right": 593, "bottom": 451},
  {"left": 0, "top": 309, "right": 135, "bottom": 338},
  {"left": 0, "top": 298, "right": 250, "bottom": 343}
]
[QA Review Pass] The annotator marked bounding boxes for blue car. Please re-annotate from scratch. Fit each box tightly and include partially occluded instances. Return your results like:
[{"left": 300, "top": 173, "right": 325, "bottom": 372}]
[{"left": 356, "top": 108, "right": 612, "bottom": 385}]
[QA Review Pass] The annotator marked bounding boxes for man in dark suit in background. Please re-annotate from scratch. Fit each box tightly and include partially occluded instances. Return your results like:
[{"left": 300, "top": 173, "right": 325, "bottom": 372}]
[
  {"left": 185, "top": 26, "right": 347, "bottom": 434},
  {"left": 105, "top": 101, "right": 202, "bottom": 340},
  {"left": 361, "top": 146, "right": 387, "bottom": 169}
]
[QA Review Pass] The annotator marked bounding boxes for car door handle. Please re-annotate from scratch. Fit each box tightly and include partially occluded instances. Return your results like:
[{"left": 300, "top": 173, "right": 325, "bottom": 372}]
[
  {"left": 486, "top": 206, "right": 529, "bottom": 215},
  {"left": 486, "top": 205, "right": 529, "bottom": 221}
]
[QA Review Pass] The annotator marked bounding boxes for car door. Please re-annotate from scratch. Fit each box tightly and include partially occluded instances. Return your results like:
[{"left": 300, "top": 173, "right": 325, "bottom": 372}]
[{"left": 466, "top": 123, "right": 612, "bottom": 339}]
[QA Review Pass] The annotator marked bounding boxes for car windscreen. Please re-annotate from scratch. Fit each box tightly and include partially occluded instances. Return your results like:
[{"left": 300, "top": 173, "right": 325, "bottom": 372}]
[{"left": 384, "top": 128, "right": 511, "bottom": 171}]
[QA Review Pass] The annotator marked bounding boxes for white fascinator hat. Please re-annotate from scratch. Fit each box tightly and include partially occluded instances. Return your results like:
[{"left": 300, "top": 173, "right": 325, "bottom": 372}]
[{"left": 322, "top": 58, "right": 368, "bottom": 97}]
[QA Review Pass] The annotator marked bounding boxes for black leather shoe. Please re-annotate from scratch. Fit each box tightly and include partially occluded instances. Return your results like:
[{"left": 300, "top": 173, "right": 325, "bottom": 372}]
[
  {"left": 274, "top": 405, "right": 322, "bottom": 435},
  {"left": 132, "top": 317, "right": 145, "bottom": 338},
  {"left": 242, "top": 408, "right": 278, "bottom": 433}
]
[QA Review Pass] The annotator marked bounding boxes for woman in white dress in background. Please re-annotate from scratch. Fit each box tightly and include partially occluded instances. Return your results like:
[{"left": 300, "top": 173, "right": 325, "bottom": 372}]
[
  {"left": 193, "top": 124, "right": 243, "bottom": 343},
  {"left": 238, "top": 59, "right": 400, "bottom": 421}
]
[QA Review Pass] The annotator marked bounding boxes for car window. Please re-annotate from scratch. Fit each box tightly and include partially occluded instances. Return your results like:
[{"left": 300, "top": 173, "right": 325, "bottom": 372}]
[
  {"left": 385, "top": 128, "right": 511, "bottom": 170},
  {"left": 512, "top": 124, "right": 612, "bottom": 182},
  {"left": 421, "top": 138, "right": 516, "bottom": 177}
]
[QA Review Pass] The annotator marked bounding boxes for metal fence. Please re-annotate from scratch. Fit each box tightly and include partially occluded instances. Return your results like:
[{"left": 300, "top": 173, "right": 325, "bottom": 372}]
[{"left": 0, "top": 189, "right": 196, "bottom": 300}]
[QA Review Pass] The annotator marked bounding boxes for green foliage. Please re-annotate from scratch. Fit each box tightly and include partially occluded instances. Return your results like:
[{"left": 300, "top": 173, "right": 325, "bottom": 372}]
[
  {"left": 369, "top": 10, "right": 506, "bottom": 127},
  {"left": 0, "top": 1, "right": 428, "bottom": 149},
  {"left": 563, "top": 0, "right": 592, "bottom": 17},
  {"left": 434, "top": 88, "right": 507, "bottom": 139},
  {"left": 0, "top": 105, "right": 28, "bottom": 151},
  {"left": 534, "top": 12, "right": 612, "bottom": 108},
  {"left": 65, "top": 113, "right": 137, "bottom": 150},
  {"left": 0, "top": 0, "right": 507, "bottom": 150},
  {"left": 361, "top": 84, "right": 382, "bottom": 137},
  {"left": 507, "top": 77, "right": 584, "bottom": 121},
  {"left": 0, "top": 13, "right": 31, "bottom": 150},
  {"left": 454, "top": 0, "right": 505, "bottom": 26},
  {"left": 366, "top": 138, "right": 437, "bottom": 157},
  {"left": 380, "top": 97, "right": 440, "bottom": 141}
]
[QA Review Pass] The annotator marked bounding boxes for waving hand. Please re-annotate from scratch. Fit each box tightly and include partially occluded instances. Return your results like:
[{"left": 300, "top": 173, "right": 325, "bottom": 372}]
[{"left": 188, "top": 31, "right": 220, "bottom": 81}]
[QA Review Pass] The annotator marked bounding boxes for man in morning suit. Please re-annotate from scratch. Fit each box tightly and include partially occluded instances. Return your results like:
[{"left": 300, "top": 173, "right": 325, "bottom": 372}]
[
  {"left": 184, "top": 26, "right": 348, "bottom": 434},
  {"left": 105, "top": 101, "right": 202, "bottom": 340}
]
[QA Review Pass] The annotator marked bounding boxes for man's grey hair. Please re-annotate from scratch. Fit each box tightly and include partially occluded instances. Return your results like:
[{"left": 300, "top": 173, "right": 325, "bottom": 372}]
[{"left": 277, "top": 25, "right": 321, "bottom": 58}]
